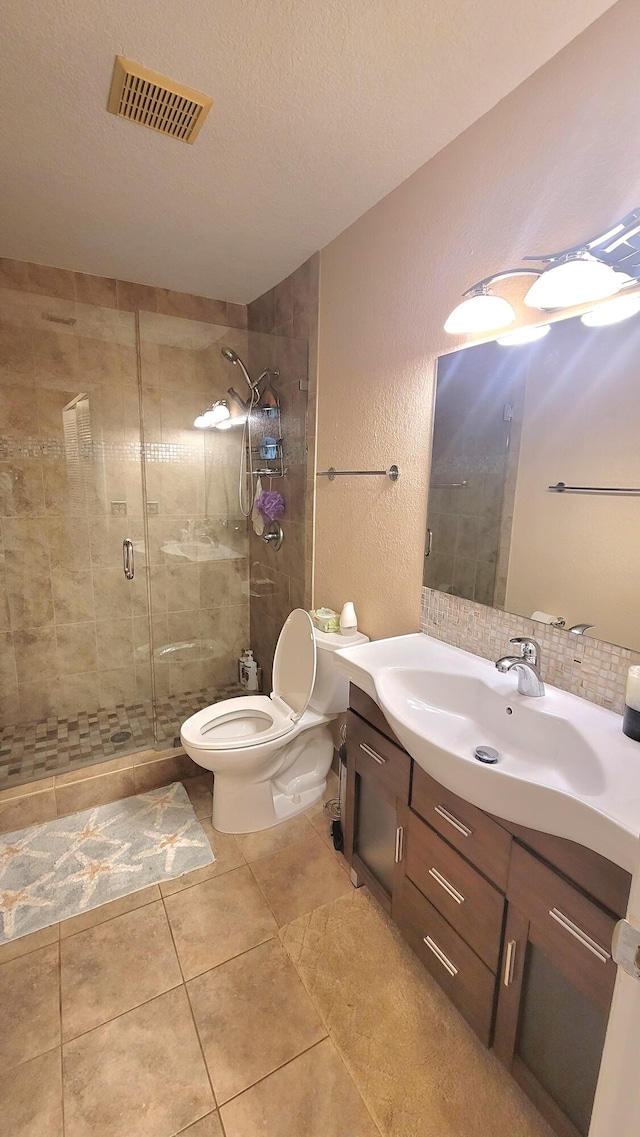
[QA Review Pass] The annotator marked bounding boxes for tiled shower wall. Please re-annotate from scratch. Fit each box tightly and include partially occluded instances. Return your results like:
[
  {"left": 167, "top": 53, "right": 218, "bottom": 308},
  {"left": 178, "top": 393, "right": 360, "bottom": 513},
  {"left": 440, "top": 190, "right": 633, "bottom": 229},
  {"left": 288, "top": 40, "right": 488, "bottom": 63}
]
[
  {"left": 421, "top": 587, "right": 640, "bottom": 715},
  {"left": 247, "top": 254, "right": 319, "bottom": 690},
  {"left": 0, "top": 256, "right": 248, "bottom": 729}
]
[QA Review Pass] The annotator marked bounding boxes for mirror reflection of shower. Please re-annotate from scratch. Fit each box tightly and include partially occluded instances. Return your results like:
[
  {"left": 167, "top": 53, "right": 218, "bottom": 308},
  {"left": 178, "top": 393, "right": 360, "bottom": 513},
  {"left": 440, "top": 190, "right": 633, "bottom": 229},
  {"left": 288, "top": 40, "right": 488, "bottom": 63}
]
[{"left": 62, "top": 393, "right": 92, "bottom": 512}]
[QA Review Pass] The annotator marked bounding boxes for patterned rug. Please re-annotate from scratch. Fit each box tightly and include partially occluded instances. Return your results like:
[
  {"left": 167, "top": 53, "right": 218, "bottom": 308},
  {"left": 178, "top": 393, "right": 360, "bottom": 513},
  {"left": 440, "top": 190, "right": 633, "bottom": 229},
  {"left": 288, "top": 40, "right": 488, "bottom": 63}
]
[{"left": 0, "top": 782, "right": 214, "bottom": 944}]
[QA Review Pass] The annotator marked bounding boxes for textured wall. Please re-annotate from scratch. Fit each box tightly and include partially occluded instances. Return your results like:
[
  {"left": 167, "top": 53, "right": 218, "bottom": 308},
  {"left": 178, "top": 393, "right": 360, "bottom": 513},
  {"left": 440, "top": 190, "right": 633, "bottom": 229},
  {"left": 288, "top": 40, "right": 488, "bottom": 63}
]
[{"left": 316, "top": 0, "right": 640, "bottom": 655}]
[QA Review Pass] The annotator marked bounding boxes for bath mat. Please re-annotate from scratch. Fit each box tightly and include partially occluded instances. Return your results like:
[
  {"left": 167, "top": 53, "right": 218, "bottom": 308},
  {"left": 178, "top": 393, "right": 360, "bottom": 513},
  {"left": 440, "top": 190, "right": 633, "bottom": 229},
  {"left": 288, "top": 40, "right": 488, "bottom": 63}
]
[{"left": 0, "top": 782, "right": 214, "bottom": 944}]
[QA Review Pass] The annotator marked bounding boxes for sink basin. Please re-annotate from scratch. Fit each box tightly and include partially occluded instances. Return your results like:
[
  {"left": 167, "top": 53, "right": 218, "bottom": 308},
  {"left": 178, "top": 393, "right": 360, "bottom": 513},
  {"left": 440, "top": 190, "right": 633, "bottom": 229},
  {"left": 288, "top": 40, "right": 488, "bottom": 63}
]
[
  {"left": 335, "top": 633, "right": 640, "bottom": 871},
  {"left": 161, "top": 540, "right": 242, "bottom": 562},
  {"left": 380, "top": 670, "right": 605, "bottom": 797}
]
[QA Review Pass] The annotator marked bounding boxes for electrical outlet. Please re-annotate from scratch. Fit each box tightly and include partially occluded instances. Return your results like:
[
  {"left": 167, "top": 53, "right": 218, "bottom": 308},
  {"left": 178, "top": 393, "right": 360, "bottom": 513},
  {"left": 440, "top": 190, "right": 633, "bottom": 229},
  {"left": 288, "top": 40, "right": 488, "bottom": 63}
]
[
  {"left": 146, "top": 501, "right": 159, "bottom": 515},
  {"left": 111, "top": 500, "right": 127, "bottom": 516}
]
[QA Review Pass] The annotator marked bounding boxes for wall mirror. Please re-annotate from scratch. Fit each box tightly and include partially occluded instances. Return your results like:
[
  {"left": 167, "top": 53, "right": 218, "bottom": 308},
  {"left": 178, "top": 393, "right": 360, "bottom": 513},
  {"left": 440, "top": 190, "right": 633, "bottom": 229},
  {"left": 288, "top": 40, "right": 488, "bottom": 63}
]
[{"left": 424, "top": 308, "right": 640, "bottom": 652}]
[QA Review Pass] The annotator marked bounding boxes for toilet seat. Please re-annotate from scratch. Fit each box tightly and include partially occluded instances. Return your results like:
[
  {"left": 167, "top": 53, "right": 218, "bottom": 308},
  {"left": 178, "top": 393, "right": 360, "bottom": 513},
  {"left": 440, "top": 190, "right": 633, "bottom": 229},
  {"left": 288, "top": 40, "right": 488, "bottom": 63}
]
[
  {"left": 180, "top": 694, "right": 297, "bottom": 752},
  {"left": 180, "top": 610, "right": 317, "bottom": 754}
]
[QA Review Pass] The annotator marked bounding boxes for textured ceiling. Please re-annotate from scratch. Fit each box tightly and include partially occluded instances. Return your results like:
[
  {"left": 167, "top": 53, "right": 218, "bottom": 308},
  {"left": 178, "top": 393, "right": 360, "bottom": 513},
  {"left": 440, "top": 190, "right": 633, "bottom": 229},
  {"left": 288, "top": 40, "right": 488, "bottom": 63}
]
[{"left": 0, "top": 0, "right": 616, "bottom": 302}]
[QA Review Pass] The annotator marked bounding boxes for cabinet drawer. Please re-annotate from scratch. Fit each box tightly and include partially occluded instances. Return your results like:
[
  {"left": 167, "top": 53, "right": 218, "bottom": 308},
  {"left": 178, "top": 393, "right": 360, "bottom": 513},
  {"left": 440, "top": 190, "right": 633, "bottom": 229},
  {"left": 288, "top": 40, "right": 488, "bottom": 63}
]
[
  {"left": 347, "top": 711, "right": 411, "bottom": 805},
  {"left": 411, "top": 764, "right": 511, "bottom": 890},
  {"left": 405, "top": 810, "right": 505, "bottom": 972},
  {"left": 507, "top": 843, "right": 617, "bottom": 1011},
  {"left": 393, "top": 875, "right": 496, "bottom": 1046}
]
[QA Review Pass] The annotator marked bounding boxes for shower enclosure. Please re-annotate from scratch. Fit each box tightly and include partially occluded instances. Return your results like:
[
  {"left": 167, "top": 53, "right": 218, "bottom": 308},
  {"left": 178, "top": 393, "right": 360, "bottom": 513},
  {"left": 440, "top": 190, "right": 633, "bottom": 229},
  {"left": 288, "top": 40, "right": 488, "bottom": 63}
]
[{"left": 0, "top": 280, "right": 308, "bottom": 790}]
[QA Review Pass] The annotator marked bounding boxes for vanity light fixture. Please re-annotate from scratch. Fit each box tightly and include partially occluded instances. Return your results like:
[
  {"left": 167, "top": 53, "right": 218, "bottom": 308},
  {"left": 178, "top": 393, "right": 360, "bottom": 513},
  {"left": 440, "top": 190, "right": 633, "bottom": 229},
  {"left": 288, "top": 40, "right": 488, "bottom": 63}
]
[
  {"left": 581, "top": 293, "right": 640, "bottom": 326},
  {"left": 193, "top": 400, "right": 231, "bottom": 428},
  {"left": 444, "top": 287, "right": 515, "bottom": 334},
  {"left": 523, "top": 252, "right": 621, "bottom": 310},
  {"left": 444, "top": 270, "right": 540, "bottom": 335},
  {"left": 444, "top": 208, "right": 640, "bottom": 334},
  {"left": 497, "top": 324, "right": 550, "bottom": 346},
  {"left": 215, "top": 414, "right": 247, "bottom": 430}
]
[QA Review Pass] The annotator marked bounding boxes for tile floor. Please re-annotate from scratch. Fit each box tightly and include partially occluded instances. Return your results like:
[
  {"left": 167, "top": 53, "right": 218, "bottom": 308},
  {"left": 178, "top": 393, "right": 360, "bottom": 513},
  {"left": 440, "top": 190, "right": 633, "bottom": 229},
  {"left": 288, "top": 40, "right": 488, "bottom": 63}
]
[
  {"left": 0, "top": 684, "right": 243, "bottom": 791},
  {"left": 0, "top": 771, "right": 550, "bottom": 1137}
]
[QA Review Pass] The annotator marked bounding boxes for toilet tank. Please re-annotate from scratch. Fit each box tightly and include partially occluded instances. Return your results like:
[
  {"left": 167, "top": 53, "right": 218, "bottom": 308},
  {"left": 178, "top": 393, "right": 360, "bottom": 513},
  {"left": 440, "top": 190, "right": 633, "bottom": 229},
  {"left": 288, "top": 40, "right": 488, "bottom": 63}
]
[{"left": 308, "top": 628, "right": 369, "bottom": 714}]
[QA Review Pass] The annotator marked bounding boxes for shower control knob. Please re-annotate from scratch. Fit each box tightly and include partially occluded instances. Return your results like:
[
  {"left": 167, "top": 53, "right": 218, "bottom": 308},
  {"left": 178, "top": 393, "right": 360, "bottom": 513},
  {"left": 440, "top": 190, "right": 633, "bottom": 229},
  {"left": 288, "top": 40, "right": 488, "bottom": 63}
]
[{"left": 262, "top": 521, "right": 284, "bottom": 550}]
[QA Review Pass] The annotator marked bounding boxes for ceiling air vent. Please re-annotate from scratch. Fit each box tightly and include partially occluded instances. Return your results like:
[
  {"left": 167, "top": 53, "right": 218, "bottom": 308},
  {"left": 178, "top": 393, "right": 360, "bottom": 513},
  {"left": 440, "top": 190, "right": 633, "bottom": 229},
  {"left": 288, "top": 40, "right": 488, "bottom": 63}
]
[{"left": 107, "top": 56, "right": 212, "bottom": 144}]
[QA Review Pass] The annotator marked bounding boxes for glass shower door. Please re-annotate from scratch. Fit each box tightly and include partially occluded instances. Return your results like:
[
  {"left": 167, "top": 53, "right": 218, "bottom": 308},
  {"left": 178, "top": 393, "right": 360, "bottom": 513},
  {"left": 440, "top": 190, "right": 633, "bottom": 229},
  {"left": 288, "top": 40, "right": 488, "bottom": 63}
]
[{"left": 137, "top": 311, "right": 250, "bottom": 748}]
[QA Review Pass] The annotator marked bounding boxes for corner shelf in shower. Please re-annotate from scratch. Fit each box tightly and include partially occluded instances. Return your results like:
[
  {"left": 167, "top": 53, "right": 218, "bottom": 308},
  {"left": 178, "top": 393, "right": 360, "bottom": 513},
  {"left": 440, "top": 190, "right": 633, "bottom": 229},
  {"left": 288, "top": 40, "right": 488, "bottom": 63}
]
[{"left": 249, "top": 404, "right": 285, "bottom": 479}]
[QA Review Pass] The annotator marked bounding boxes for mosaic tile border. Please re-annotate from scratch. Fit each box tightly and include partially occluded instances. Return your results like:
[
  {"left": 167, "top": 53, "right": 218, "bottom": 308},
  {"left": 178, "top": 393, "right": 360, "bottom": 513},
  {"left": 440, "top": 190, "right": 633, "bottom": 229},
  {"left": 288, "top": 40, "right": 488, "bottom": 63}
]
[
  {"left": 420, "top": 587, "right": 640, "bottom": 715},
  {"left": 0, "top": 684, "right": 243, "bottom": 790}
]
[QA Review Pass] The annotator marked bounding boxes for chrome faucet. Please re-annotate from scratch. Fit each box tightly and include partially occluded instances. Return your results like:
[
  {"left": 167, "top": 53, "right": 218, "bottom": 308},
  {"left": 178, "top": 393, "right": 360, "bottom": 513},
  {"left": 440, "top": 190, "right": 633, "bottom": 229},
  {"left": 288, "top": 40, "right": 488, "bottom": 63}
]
[{"left": 495, "top": 637, "right": 545, "bottom": 697}]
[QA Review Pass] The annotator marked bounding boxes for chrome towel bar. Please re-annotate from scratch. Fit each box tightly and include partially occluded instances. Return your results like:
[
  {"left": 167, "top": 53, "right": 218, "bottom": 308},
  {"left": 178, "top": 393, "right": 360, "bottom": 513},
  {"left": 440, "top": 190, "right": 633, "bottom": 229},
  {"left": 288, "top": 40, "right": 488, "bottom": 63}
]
[
  {"left": 548, "top": 481, "right": 640, "bottom": 495},
  {"left": 317, "top": 464, "right": 399, "bottom": 482}
]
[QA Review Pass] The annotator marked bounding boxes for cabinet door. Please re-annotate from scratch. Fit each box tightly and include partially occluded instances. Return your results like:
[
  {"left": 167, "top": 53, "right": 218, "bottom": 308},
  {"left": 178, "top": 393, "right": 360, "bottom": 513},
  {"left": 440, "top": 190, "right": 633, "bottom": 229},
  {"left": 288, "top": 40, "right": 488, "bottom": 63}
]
[
  {"left": 495, "top": 846, "right": 617, "bottom": 1137},
  {"left": 344, "top": 711, "right": 410, "bottom": 912}
]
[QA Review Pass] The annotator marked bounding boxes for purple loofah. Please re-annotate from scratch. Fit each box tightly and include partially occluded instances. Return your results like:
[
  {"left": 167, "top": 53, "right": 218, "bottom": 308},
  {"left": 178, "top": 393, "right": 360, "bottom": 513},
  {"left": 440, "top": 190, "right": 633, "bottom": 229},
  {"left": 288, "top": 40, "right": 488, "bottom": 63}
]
[{"left": 256, "top": 490, "right": 285, "bottom": 520}]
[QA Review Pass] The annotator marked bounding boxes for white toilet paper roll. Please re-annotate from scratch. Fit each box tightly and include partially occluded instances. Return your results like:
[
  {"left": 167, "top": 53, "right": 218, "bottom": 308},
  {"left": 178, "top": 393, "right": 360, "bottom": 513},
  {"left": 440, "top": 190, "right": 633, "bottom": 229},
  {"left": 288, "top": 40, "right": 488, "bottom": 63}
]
[{"left": 531, "top": 610, "right": 564, "bottom": 626}]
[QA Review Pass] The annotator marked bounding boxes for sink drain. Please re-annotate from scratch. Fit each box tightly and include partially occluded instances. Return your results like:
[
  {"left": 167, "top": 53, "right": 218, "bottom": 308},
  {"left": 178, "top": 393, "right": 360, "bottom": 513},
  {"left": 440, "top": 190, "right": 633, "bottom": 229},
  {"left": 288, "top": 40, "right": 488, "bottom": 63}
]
[
  {"left": 474, "top": 745, "right": 499, "bottom": 764},
  {"left": 111, "top": 730, "right": 132, "bottom": 744}
]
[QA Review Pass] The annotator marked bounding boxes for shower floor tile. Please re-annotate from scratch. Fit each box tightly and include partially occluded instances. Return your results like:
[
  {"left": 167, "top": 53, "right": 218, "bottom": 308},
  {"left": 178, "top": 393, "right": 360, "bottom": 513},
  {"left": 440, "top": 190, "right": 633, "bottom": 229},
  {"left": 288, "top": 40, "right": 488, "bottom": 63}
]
[{"left": 0, "top": 685, "right": 243, "bottom": 791}]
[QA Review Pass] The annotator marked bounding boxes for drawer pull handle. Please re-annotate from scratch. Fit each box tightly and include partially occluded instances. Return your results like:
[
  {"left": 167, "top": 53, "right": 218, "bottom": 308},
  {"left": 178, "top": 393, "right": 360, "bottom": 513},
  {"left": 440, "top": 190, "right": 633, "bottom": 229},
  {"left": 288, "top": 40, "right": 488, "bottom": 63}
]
[
  {"left": 434, "top": 804, "right": 472, "bottom": 838},
  {"left": 359, "top": 742, "right": 386, "bottom": 765},
  {"left": 394, "top": 826, "right": 404, "bottom": 864},
  {"left": 503, "top": 939, "right": 517, "bottom": 987},
  {"left": 548, "top": 908, "right": 611, "bottom": 963},
  {"left": 428, "top": 867, "right": 465, "bottom": 905},
  {"left": 424, "top": 935, "right": 458, "bottom": 977}
]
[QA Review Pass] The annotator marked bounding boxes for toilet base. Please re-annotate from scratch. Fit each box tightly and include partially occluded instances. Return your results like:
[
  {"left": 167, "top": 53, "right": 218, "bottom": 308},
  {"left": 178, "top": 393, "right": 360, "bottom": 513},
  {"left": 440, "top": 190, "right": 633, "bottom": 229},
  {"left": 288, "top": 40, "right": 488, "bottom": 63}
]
[{"left": 211, "top": 725, "right": 334, "bottom": 834}]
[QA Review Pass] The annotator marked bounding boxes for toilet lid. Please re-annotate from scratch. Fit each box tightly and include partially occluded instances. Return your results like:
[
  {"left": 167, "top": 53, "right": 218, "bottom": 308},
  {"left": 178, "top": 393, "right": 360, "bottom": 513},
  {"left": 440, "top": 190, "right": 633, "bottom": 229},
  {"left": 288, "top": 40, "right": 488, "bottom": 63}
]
[{"left": 272, "top": 609, "right": 316, "bottom": 721}]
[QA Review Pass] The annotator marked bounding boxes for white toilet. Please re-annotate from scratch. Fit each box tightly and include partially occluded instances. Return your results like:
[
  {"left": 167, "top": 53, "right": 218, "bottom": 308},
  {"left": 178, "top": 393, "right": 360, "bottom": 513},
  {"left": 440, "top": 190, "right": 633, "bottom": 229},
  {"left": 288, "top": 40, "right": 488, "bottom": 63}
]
[{"left": 180, "top": 609, "right": 368, "bottom": 833}]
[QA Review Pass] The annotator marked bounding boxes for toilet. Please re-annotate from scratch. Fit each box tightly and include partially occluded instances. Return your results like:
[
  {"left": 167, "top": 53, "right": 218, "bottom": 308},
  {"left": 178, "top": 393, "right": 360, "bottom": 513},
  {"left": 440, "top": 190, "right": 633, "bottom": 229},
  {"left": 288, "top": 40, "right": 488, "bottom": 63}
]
[{"left": 180, "top": 609, "right": 368, "bottom": 833}]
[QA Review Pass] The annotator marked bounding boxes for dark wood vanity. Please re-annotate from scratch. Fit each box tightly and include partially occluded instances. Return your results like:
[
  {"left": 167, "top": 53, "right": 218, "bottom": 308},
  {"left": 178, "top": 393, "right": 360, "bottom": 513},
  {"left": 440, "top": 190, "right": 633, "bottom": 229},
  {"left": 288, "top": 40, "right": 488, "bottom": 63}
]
[{"left": 344, "top": 684, "right": 631, "bottom": 1137}]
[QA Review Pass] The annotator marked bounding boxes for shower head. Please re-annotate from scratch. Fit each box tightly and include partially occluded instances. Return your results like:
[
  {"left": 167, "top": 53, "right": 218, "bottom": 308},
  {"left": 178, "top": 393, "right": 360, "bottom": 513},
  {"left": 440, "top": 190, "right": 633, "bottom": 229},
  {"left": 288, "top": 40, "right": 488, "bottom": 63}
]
[{"left": 221, "top": 347, "right": 256, "bottom": 392}]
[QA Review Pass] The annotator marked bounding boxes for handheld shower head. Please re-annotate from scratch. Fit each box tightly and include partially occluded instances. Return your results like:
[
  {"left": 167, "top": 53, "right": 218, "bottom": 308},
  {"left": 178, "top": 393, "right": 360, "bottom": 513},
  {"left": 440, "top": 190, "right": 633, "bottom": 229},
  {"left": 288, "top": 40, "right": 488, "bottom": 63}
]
[{"left": 221, "top": 347, "right": 255, "bottom": 392}]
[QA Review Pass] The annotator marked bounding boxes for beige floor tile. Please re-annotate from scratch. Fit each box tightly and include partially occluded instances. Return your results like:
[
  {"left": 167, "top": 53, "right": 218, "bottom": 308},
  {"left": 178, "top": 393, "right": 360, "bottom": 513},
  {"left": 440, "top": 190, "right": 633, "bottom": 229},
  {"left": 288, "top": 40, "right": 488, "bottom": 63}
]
[
  {"left": 159, "top": 821, "right": 244, "bottom": 897},
  {"left": 234, "top": 814, "right": 316, "bottom": 864},
  {"left": 220, "top": 1037, "right": 379, "bottom": 1137},
  {"left": 280, "top": 889, "right": 553, "bottom": 1137},
  {"left": 188, "top": 938, "right": 326, "bottom": 1104},
  {"left": 0, "top": 1048, "right": 63, "bottom": 1137},
  {"left": 183, "top": 773, "right": 213, "bottom": 819},
  {"left": 178, "top": 1111, "right": 224, "bottom": 1136},
  {"left": 0, "top": 942, "right": 60, "bottom": 1069},
  {"left": 250, "top": 834, "right": 352, "bottom": 926},
  {"left": 61, "top": 901, "right": 182, "bottom": 1040},
  {"left": 305, "top": 797, "right": 333, "bottom": 846},
  {"left": 0, "top": 921, "right": 59, "bottom": 965},
  {"left": 63, "top": 987, "right": 214, "bottom": 1137},
  {"left": 60, "top": 883, "right": 161, "bottom": 939},
  {"left": 164, "top": 865, "right": 277, "bottom": 980}
]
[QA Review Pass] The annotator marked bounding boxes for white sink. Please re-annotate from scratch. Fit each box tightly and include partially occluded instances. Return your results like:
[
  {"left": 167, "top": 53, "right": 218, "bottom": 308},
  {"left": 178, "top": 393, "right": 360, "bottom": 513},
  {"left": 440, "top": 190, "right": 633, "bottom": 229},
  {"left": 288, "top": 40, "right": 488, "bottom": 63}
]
[
  {"left": 335, "top": 633, "right": 640, "bottom": 871},
  {"left": 161, "top": 540, "right": 243, "bottom": 562}
]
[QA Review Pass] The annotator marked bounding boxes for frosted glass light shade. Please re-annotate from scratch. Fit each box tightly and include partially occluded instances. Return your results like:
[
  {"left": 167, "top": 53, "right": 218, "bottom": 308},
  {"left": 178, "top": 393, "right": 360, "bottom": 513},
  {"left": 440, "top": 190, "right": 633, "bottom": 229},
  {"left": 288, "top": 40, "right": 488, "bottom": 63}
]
[
  {"left": 193, "top": 414, "right": 208, "bottom": 429},
  {"left": 581, "top": 295, "right": 640, "bottom": 326},
  {"left": 524, "top": 254, "right": 620, "bottom": 310},
  {"left": 204, "top": 401, "right": 231, "bottom": 426},
  {"left": 497, "top": 324, "right": 550, "bottom": 346},
  {"left": 444, "top": 293, "right": 515, "bottom": 334}
]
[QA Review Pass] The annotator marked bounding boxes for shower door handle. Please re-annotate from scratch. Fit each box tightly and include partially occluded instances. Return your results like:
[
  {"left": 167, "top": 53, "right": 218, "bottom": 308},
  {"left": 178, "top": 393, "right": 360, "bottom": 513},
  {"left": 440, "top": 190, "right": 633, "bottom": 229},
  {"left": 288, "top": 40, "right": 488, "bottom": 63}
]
[{"left": 123, "top": 539, "right": 134, "bottom": 580}]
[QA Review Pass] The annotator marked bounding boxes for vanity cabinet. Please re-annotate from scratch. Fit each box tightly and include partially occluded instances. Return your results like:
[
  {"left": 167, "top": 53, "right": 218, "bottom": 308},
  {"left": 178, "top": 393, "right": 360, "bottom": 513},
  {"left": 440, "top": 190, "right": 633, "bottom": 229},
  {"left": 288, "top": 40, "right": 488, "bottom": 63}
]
[
  {"left": 344, "top": 689, "right": 411, "bottom": 913},
  {"left": 345, "top": 683, "right": 631, "bottom": 1137},
  {"left": 494, "top": 844, "right": 617, "bottom": 1137}
]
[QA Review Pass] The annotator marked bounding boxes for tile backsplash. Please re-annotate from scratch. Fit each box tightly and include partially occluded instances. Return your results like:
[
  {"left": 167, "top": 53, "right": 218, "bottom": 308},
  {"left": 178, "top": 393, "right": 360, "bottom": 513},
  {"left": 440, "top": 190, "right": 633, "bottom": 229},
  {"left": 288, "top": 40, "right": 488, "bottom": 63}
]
[{"left": 421, "top": 587, "right": 640, "bottom": 715}]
